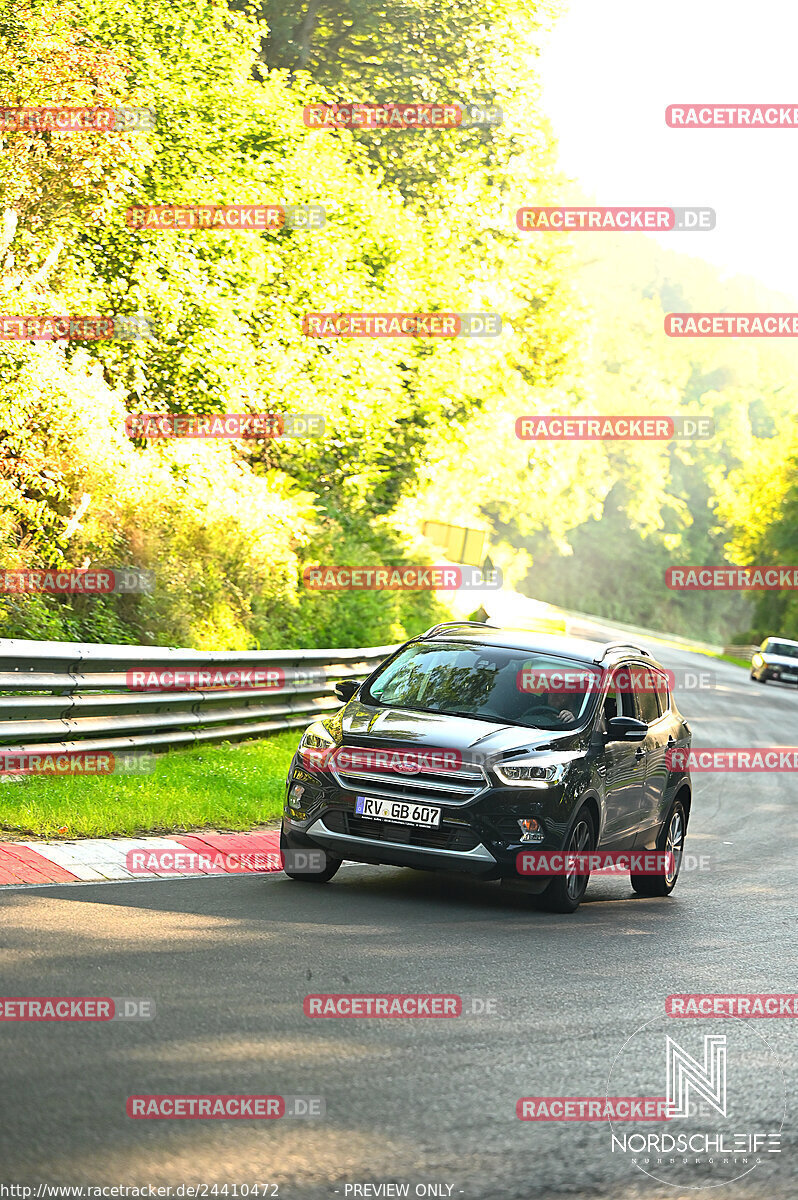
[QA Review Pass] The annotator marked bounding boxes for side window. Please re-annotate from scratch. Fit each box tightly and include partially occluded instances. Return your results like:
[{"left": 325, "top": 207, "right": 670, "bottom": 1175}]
[
  {"left": 636, "top": 667, "right": 661, "bottom": 724},
  {"left": 607, "top": 669, "right": 638, "bottom": 720},
  {"left": 653, "top": 670, "right": 670, "bottom": 716}
]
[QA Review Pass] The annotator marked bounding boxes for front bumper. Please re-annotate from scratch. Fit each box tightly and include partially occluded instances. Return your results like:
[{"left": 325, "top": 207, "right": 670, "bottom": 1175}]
[
  {"left": 282, "top": 756, "right": 580, "bottom": 877},
  {"left": 760, "top": 664, "right": 798, "bottom": 682},
  {"left": 304, "top": 814, "right": 498, "bottom": 874}
]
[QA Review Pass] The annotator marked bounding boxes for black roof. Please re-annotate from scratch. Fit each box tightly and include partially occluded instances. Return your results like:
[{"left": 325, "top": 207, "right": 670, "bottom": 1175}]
[{"left": 419, "top": 622, "right": 654, "bottom": 666}]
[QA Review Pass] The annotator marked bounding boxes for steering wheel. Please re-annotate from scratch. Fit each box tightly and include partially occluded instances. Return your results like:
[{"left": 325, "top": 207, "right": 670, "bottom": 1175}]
[{"left": 523, "top": 702, "right": 566, "bottom": 721}]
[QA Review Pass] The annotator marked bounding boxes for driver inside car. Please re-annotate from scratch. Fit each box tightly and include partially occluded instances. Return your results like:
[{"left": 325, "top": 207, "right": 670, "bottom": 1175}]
[
  {"left": 524, "top": 689, "right": 581, "bottom": 725},
  {"left": 552, "top": 691, "right": 582, "bottom": 724}
]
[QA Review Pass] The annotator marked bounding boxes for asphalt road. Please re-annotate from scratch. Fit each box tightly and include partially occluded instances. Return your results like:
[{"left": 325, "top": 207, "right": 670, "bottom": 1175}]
[{"left": 1, "top": 633, "right": 796, "bottom": 1199}]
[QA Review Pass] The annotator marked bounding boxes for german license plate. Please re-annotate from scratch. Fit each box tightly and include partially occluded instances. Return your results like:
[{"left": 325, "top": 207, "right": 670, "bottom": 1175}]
[
  {"left": 355, "top": 796, "right": 441, "bottom": 827},
  {"left": 782, "top": 672, "right": 798, "bottom": 682}
]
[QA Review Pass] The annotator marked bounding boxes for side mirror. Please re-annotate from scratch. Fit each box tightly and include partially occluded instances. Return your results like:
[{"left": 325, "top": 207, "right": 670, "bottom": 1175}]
[
  {"left": 334, "top": 679, "right": 358, "bottom": 703},
  {"left": 606, "top": 716, "right": 647, "bottom": 743}
]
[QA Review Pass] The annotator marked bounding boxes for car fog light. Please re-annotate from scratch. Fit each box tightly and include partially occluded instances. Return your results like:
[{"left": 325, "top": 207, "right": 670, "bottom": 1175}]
[
  {"left": 518, "top": 818, "right": 544, "bottom": 843},
  {"left": 288, "top": 784, "right": 305, "bottom": 809}
]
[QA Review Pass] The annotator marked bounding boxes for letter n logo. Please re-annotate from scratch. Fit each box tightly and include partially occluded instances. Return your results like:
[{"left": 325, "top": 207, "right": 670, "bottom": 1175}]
[{"left": 666, "top": 1034, "right": 727, "bottom": 1118}]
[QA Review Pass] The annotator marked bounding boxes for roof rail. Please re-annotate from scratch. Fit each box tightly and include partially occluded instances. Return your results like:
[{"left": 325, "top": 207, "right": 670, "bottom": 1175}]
[
  {"left": 421, "top": 620, "right": 490, "bottom": 639},
  {"left": 597, "top": 641, "right": 651, "bottom": 660}
]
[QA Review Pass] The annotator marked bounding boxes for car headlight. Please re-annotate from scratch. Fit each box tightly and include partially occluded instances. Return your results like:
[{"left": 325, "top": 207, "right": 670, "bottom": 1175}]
[
  {"left": 493, "top": 759, "right": 567, "bottom": 788},
  {"left": 752, "top": 654, "right": 763, "bottom": 666},
  {"left": 297, "top": 721, "right": 337, "bottom": 770}
]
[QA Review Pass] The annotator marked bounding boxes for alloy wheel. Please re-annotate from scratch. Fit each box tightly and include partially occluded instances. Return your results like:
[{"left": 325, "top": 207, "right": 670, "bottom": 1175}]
[
  {"left": 664, "top": 808, "right": 684, "bottom": 885},
  {"left": 565, "top": 818, "right": 592, "bottom": 900}
]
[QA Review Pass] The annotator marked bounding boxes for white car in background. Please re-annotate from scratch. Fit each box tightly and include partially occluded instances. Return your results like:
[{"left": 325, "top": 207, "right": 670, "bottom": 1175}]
[{"left": 750, "top": 636, "right": 798, "bottom": 685}]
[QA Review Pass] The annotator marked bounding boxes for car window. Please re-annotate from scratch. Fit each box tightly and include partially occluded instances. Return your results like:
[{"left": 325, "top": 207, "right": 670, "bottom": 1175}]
[
  {"left": 636, "top": 668, "right": 661, "bottom": 724},
  {"left": 364, "top": 642, "right": 601, "bottom": 730},
  {"left": 653, "top": 670, "right": 670, "bottom": 715},
  {"left": 765, "top": 639, "right": 798, "bottom": 658},
  {"left": 606, "top": 669, "right": 638, "bottom": 721}
]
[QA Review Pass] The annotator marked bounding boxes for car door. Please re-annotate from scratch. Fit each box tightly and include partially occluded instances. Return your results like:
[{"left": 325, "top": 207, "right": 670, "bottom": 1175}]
[
  {"left": 598, "top": 667, "right": 647, "bottom": 849},
  {"left": 634, "top": 665, "right": 671, "bottom": 844}
]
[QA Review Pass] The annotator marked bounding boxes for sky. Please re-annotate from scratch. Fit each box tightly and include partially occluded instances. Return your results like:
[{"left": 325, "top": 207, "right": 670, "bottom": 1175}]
[{"left": 538, "top": 0, "right": 798, "bottom": 301}]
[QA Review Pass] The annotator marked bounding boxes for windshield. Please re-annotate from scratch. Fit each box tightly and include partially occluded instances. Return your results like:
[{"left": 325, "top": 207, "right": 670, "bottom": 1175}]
[
  {"left": 363, "top": 642, "right": 602, "bottom": 730},
  {"left": 766, "top": 640, "right": 798, "bottom": 658}
]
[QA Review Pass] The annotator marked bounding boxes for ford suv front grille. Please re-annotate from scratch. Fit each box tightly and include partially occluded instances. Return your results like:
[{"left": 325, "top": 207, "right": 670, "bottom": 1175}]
[{"left": 330, "top": 743, "right": 487, "bottom": 806}]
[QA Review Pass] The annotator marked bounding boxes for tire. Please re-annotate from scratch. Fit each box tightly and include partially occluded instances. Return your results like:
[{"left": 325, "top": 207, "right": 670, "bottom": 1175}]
[
  {"left": 280, "top": 828, "right": 342, "bottom": 883},
  {"left": 537, "top": 808, "right": 596, "bottom": 914},
  {"left": 631, "top": 799, "right": 686, "bottom": 897}
]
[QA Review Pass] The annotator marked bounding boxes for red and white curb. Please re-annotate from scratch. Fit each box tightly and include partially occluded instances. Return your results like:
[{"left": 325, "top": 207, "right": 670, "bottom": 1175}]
[{"left": 0, "top": 830, "right": 281, "bottom": 887}]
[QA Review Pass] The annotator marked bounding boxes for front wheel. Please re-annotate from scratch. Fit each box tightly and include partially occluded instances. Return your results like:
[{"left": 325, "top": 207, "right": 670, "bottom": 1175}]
[
  {"left": 631, "top": 799, "right": 686, "bottom": 897},
  {"left": 538, "top": 809, "right": 595, "bottom": 913},
  {"left": 280, "top": 829, "right": 342, "bottom": 883}
]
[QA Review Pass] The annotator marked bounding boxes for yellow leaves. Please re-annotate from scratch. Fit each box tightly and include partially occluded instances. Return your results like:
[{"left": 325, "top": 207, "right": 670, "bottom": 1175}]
[{"left": 0, "top": 0, "right": 146, "bottom": 232}]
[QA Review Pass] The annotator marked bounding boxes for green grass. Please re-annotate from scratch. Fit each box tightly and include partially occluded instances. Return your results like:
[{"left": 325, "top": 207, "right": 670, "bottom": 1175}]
[
  {"left": 0, "top": 731, "right": 300, "bottom": 840},
  {"left": 716, "top": 653, "right": 753, "bottom": 670},
  {"left": 694, "top": 648, "right": 753, "bottom": 670}
]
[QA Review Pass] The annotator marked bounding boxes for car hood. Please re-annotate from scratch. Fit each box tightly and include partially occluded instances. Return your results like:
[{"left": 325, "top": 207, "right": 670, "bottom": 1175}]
[
  {"left": 338, "top": 700, "right": 584, "bottom": 758},
  {"left": 761, "top": 653, "right": 798, "bottom": 668}
]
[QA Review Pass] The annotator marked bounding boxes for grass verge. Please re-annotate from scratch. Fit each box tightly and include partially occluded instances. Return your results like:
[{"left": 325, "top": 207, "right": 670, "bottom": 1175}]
[
  {"left": 0, "top": 731, "right": 299, "bottom": 840},
  {"left": 695, "top": 649, "right": 753, "bottom": 670}
]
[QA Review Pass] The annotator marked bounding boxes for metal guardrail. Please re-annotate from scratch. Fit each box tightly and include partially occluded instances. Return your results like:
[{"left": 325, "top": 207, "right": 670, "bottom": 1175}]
[
  {"left": 0, "top": 631, "right": 764, "bottom": 763},
  {"left": 0, "top": 637, "right": 398, "bottom": 758},
  {"left": 722, "top": 645, "right": 759, "bottom": 662}
]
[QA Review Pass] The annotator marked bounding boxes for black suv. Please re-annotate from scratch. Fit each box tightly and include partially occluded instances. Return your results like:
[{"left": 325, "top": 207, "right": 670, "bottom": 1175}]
[{"left": 281, "top": 622, "right": 692, "bottom": 912}]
